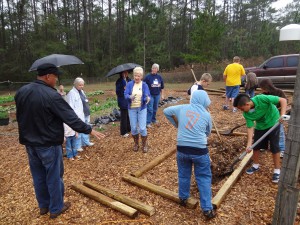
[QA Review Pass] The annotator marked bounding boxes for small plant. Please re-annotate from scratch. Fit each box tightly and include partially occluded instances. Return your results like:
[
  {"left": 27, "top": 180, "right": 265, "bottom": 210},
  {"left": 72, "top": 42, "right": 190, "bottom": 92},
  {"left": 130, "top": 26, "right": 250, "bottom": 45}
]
[
  {"left": 0, "top": 109, "right": 9, "bottom": 126},
  {"left": 0, "top": 95, "right": 14, "bottom": 104},
  {"left": 87, "top": 90, "right": 104, "bottom": 97},
  {"left": 0, "top": 110, "right": 8, "bottom": 119}
]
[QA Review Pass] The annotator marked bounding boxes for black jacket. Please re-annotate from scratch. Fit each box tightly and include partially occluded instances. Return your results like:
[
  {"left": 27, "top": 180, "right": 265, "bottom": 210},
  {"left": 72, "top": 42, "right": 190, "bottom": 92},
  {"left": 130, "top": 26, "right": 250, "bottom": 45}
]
[{"left": 15, "top": 80, "right": 92, "bottom": 146}]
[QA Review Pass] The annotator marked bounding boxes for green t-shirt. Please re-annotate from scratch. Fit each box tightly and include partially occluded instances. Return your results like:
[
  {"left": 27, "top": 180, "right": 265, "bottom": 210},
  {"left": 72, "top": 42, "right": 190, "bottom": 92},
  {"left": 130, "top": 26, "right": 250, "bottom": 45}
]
[{"left": 243, "top": 95, "right": 280, "bottom": 130}]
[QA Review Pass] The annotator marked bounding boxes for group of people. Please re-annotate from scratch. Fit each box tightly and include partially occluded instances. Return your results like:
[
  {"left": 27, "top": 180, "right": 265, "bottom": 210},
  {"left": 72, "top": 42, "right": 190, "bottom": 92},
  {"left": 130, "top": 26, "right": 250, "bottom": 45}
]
[
  {"left": 115, "top": 63, "right": 164, "bottom": 153},
  {"left": 223, "top": 55, "right": 287, "bottom": 159},
  {"left": 162, "top": 56, "right": 288, "bottom": 220},
  {"left": 15, "top": 59, "right": 288, "bottom": 221},
  {"left": 15, "top": 63, "right": 105, "bottom": 219}
]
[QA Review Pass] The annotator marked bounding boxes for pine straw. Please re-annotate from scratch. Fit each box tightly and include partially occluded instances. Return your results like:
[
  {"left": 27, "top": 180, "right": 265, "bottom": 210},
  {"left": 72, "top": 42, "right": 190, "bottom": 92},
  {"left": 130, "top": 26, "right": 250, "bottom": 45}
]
[{"left": 0, "top": 90, "right": 299, "bottom": 225}]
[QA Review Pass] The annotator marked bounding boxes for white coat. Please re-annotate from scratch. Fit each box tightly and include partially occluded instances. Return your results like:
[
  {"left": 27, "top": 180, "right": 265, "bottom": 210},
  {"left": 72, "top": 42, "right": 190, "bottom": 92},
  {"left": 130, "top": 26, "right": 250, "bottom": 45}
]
[{"left": 67, "top": 87, "right": 85, "bottom": 122}]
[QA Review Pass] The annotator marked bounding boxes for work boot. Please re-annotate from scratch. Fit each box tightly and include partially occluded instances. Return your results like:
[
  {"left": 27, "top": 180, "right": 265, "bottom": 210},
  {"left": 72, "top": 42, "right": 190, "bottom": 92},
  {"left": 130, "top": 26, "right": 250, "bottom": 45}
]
[
  {"left": 50, "top": 202, "right": 71, "bottom": 219},
  {"left": 141, "top": 135, "right": 148, "bottom": 153},
  {"left": 132, "top": 134, "right": 139, "bottom": 151}
]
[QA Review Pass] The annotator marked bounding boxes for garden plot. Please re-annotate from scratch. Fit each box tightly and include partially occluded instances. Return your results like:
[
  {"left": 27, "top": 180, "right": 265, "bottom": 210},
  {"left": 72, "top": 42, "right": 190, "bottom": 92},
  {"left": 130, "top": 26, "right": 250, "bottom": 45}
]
[{"left": 0, "top": 87, "right": 298, "bottom": 225}]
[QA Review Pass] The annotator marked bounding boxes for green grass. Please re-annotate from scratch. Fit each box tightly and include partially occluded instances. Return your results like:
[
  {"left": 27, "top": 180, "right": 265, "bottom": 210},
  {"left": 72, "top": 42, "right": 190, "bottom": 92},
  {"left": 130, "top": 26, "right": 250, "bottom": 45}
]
[
  {"left": 0, "top": 95, "right": 14, "bottom": 104},
  {"left": 90, "top": 97, "right": 118, "bottom": 117}
]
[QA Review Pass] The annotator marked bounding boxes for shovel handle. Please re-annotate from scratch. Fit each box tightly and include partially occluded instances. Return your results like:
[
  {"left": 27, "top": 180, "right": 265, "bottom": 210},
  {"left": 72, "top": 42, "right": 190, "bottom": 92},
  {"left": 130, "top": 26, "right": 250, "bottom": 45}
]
[
  {"left": 238, "top": 122, "right": 280, "bottom": 161},
  {"left": 190, "top": 69, "right": 198, "bottom": 83}
]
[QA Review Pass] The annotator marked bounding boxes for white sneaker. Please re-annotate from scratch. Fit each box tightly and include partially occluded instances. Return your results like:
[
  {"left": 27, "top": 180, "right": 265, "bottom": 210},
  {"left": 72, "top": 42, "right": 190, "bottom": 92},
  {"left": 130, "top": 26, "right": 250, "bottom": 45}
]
[
  {"left": 77, "top": 148, "right": 84, "bottom": 152},
  {"left": 122, "top": 133, "right": 130, "bottom": 138},
  {"left": 280, "top": 151, "right": 284, "bottom": 158},
  {"left": 87, "top": 143, "right": 94, "bottom": 147}
]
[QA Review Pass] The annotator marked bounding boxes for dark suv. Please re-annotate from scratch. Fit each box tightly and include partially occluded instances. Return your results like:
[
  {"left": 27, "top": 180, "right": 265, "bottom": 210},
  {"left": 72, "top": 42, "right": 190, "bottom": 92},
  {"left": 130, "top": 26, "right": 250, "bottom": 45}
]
[{"left": 245, "top": 54, "right": 299, "bottom": 87}]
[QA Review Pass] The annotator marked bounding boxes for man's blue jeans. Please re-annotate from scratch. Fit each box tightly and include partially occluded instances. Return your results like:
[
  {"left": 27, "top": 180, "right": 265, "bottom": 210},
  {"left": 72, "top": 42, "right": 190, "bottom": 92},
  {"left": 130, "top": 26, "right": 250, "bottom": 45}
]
[
  {"left": 279, "top": 123, "right": 285, "bottom": 152},
  {"left": 66, "top": 135, "right": 78, "bottom": 158},
  {"left": 128, "top": 107, "right": 147, "bottom": 136},
  {"left": 147, "top": 94, "right": 160, "bottom": 125},
  {"left": 176, "top": 151, "right": 213, "bottom": 211},
  {"left": 26, "top": 145, "right": 64, "bottom": 214}
]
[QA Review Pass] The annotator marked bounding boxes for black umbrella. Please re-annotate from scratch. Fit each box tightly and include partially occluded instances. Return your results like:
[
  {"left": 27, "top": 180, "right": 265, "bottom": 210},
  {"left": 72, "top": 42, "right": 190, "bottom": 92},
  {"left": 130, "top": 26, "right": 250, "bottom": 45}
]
[
  {"left": 29, "top": 54, "right": 84, "bottom": 72},
  {"left": 105, "top": 63, "right": 141, "bottom": 77}
]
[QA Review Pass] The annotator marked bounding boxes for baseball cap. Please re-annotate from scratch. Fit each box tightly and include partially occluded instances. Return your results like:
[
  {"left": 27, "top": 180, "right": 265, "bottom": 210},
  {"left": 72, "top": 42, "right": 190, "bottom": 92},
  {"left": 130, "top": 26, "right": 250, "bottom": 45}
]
[{"left": 37, "top": 63, "right": 62, "bottom": 76}]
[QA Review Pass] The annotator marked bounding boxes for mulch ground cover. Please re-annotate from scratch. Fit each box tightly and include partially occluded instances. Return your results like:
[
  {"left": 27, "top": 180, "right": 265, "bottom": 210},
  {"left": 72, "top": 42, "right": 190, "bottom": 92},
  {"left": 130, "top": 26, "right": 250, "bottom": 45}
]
[{"left": 0, "top": 88, "right": 299, "bottom": 225}]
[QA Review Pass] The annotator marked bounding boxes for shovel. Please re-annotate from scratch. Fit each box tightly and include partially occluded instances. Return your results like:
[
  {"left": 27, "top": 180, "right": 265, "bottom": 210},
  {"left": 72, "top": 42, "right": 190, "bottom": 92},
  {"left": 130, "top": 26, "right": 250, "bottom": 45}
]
[
  {"left": 219, "top": 122, "right": 246, "bottom": 135},
  {"left": 221, "top": 121, "right": 281, "bottom": 177}
]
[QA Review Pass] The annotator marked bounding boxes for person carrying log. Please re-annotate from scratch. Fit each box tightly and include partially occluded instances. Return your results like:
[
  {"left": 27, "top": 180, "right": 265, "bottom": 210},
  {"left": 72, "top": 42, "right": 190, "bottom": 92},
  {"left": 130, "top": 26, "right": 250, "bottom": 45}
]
[{"left": 163, "top": 90, "right": 216, "bottom": 219}]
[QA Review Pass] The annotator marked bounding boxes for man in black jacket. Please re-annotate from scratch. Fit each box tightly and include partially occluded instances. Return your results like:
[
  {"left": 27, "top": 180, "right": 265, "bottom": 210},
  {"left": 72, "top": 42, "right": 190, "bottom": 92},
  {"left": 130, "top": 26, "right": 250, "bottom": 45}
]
[{"left": 15, "top": 63, "right": 105, "bottom": 219}]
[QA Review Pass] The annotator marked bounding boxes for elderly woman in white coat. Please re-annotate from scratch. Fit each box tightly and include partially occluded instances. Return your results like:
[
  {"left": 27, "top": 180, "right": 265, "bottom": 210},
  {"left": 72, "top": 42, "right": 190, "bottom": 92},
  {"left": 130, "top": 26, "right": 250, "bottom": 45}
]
[{"left": 67, "top": 77, "right": 94, "bottom": 151}]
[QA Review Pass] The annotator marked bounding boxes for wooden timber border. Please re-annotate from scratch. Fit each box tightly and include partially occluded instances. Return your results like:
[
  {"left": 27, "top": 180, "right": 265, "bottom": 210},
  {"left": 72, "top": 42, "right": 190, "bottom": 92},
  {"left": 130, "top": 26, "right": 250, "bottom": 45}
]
[
  {"left": 71, "top": 183, "right": 138, "bottom": 218},
  {"left": 83, "top": 180, "right": 155, "bottom": 216},
  {"left": 212, "top": 151, "right": 253, "bottom": 208},
  {"left": 122, "top": 175, "right": 198, "bottom": 209}
]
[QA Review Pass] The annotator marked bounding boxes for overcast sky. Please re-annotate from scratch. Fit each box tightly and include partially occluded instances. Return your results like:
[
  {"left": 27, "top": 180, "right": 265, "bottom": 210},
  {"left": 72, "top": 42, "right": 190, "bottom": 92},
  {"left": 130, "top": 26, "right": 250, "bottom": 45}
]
[{"left": 271, "top": 0, "right": 293, "bottom": 9}]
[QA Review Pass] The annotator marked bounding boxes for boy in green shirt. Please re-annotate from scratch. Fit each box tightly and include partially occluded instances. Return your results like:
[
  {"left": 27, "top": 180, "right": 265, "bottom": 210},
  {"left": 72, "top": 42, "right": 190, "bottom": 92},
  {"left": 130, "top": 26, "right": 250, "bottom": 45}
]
[{"left": 233, "top": 94, "right": 287, "bottom": 183}]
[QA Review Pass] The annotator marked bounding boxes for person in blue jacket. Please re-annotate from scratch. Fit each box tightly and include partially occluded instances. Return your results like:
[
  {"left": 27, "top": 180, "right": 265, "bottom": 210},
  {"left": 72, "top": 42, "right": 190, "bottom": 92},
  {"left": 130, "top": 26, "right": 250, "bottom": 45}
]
[
  {"left": 116, "top": 71, "right": 131, "bottom": 137},
  {"left": 163, "top": 90, "right": 216, "bottom": 219},
  {"left": 144, "top": 63, "right": 165, "bottom": 128},
  {"left": 124, "top": 67, "right": 151, "bottom": 152}
]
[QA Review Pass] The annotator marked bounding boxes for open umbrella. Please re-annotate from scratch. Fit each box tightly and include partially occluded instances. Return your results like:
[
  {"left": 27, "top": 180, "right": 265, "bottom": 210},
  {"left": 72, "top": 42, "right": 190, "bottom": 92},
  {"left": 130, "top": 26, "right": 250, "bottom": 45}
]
[
  {"left": 29, "top": 54, "right": 84, "bottom": 72},
  {"left": 105, "top": 63, "right": 141, "bottom": 77}
]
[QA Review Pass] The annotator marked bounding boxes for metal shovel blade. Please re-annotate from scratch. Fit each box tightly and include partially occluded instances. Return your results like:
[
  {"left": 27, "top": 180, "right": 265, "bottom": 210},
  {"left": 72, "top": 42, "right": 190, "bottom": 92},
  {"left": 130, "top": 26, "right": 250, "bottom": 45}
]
[{"left": 219, "top": 122, "right": 246, "bottom": 135}]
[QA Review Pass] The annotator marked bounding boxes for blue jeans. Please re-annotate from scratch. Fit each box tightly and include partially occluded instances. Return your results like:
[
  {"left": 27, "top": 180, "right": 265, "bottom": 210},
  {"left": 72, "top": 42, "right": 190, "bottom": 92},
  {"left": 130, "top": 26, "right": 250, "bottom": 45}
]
[
  {"left": 66, "top": 135, "right": 78, "bottom": 158},
  {"left": 245, "top": 88, "right": 255, "bottom": 98},
  {"left": 79, "top": 115, "right": 92, "bottom": 147},
  {"left": 26, "top": 145, "right": 64, "bottom": 214},
  {"left": 128, "top": 107, "right": 147, "bottom": 136},
  {"left": 279, "top": 123, "right": 285, "bottom": 152},
  {"left": 147, "top": 94, "right": 160, "bottom": 125},
  {"left": 176, "top": 151, "right": 213, "bottom": 211}
]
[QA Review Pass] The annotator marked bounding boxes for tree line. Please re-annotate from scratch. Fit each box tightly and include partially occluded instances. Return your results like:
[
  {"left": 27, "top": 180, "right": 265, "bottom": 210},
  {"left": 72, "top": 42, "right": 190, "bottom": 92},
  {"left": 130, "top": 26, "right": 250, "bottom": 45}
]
[{"left": 0, "top": 0, "right": 299, "bottom": 81}]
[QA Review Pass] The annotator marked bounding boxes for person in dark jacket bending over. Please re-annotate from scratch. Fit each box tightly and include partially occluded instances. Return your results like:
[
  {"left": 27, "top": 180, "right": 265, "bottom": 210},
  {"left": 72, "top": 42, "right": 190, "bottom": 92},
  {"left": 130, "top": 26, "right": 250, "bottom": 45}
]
[
  {"left": 144, "top": 63, "right": 165, "bottom": 128},
  {"left": 116, "top": 70, "right": 131, "bottom": 137},
  {"left": 14, "top": 63, "right": 105, "bottom": 219}
]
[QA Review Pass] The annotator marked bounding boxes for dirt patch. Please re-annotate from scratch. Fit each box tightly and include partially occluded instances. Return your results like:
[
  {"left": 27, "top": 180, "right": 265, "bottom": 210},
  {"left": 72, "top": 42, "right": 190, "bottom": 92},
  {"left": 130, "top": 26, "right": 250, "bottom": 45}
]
[{"left": 0, "top": 88, "right": 298, "bottom": 225}]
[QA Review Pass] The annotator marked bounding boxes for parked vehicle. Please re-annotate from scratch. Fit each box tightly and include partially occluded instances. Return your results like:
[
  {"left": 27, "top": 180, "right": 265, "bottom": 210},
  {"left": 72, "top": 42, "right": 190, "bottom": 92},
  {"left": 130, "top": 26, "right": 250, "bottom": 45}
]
[{"left": 245, "top": 54, "right": 299, "bottom": 87}]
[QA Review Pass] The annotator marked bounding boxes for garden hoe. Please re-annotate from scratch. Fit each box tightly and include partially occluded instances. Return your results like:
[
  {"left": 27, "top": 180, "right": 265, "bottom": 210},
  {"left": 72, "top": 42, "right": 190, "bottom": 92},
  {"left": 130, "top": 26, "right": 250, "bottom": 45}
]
[{"left": 221, "top": 115, "right": 290, "bottom": 177}]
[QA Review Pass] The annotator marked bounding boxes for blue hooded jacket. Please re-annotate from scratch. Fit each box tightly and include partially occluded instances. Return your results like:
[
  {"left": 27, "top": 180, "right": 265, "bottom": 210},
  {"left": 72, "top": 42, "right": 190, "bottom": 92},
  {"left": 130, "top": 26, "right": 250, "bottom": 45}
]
[{"left": 163, "top": 90, "right": 212, "bottom": 149}]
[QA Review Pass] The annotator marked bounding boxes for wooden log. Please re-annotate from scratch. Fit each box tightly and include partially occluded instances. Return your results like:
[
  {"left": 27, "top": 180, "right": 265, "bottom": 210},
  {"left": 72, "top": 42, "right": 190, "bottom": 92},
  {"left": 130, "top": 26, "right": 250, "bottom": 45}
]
[
  {"left": 207, "top": 92, "right": 223, "bottom": 95},
  {"left": 212, "top": 151, "right": 253, "bottom": 208},
  {"left": 122, "top": 175, "right": 198, "bottom": 209},
  {"left": 282, "top": 89, "right": 294, "bottom": 94},
  {"left": 131, "top": 148, "right": 176, "bottom": 178},
  {"left": 211, "top": 129, "right": 247, "bottom": 136},
  {"left": 71, "top": 183, "right": 138, "bottom": 218},
  {"left": 83, "top": 181, "right": 155, "bottom": 216},
  {"left": 205, "top": 88, "right": 226, "bottom": 93}
]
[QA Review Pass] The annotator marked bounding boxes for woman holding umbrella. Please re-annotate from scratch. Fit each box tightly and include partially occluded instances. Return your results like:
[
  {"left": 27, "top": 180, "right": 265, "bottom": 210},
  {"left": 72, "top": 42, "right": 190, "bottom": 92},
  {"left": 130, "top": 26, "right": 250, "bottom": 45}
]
[
  {"left": 116, "top": 71, "right": 131, "bottom": 137},
  {"left": 125, "top": 67, "right": 151, "bottom": 153}
]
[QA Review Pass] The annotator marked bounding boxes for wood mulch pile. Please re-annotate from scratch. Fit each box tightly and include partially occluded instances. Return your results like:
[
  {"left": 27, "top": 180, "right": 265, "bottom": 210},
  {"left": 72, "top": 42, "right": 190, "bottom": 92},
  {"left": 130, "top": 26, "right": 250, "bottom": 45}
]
[{"left": 0, "top": 89, "right": 299, "bottom": 225}]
